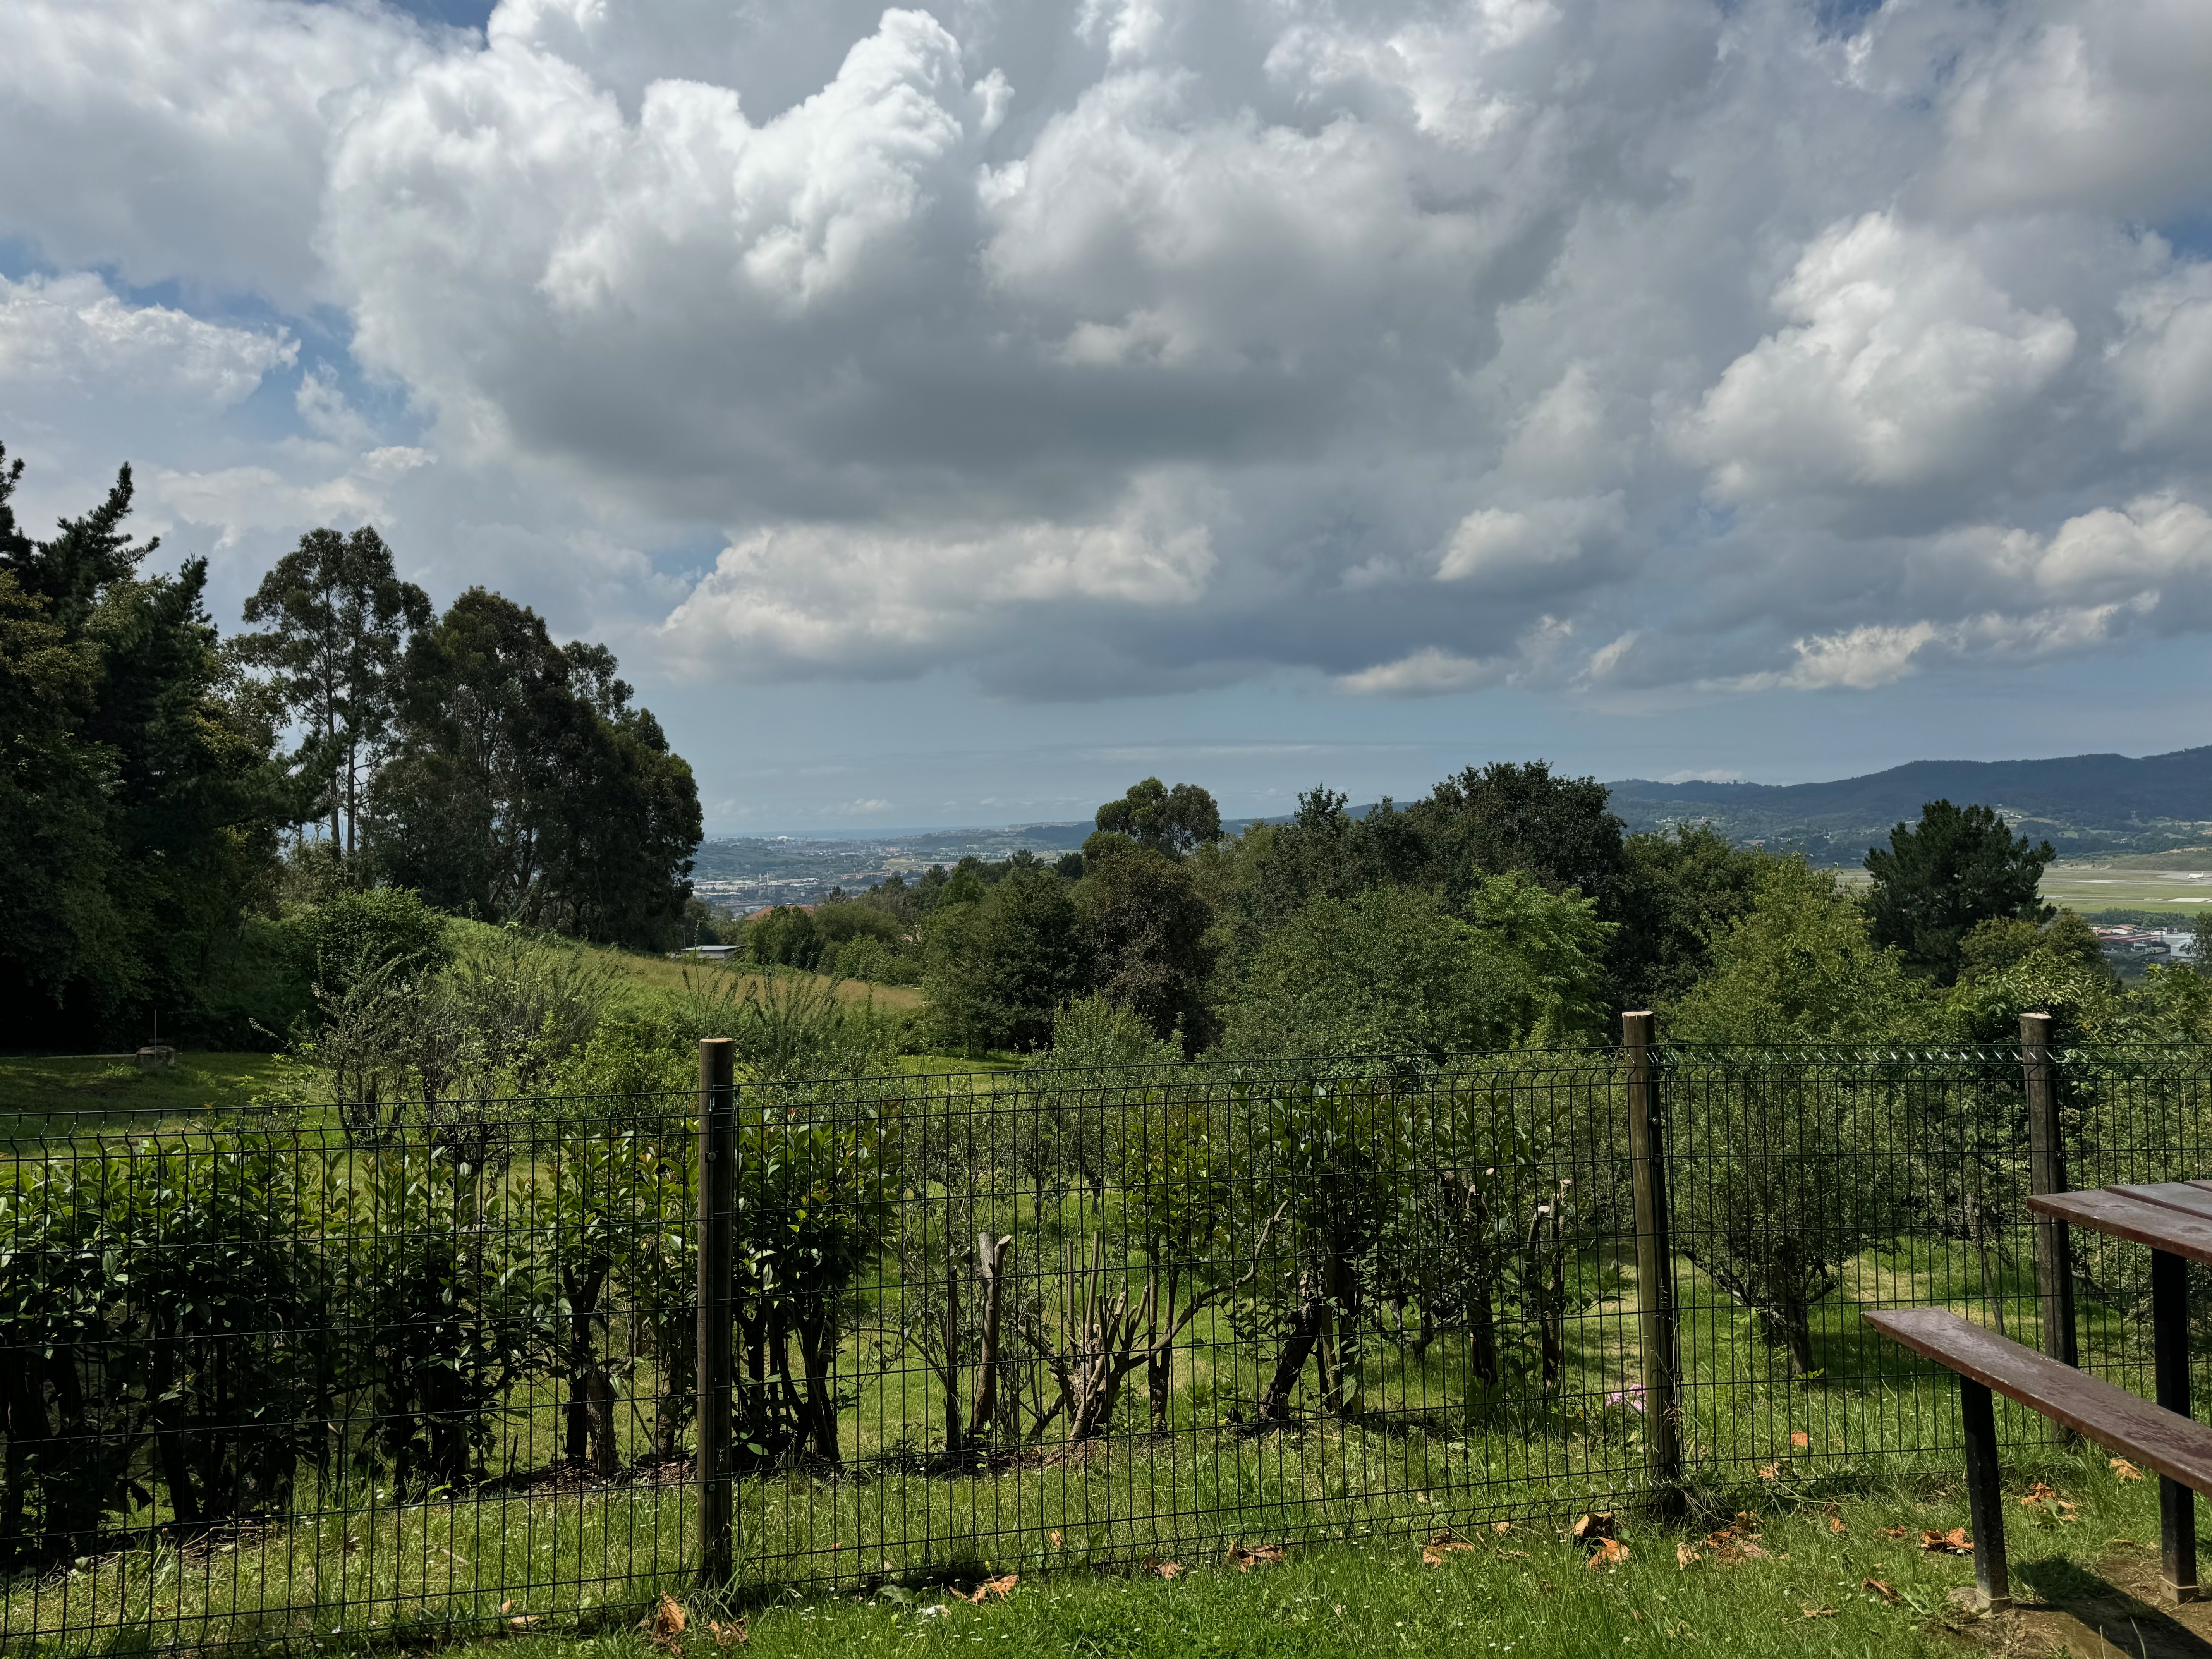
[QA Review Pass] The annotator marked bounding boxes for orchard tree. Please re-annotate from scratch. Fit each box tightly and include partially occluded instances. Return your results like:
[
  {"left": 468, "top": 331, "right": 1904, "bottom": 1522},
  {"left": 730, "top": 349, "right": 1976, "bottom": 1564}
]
[{"left": 1864, "top": 800, "right": 2054, "bottom": 985}]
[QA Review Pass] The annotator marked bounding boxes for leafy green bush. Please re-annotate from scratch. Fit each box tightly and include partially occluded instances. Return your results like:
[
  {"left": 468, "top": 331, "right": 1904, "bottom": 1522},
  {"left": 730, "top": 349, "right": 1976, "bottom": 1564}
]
[
  {"left": 0, "top": 1136, "right": 325, "bottom": 1563},
  {"left": 333, "top": 1145, "right": 547, "bottom": 1492},
  {"left": 300, "top": 887, "right": 450, "bottom": 1010},
  {"left": 731, "top": 1102, "right": 898, "bottom": 1466}
]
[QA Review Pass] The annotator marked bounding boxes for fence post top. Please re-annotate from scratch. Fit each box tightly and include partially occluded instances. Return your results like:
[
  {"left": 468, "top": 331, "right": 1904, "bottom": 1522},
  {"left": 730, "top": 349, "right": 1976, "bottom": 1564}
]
[{"left": 1622, "top": 1011, "right": 1655, "bottom": 1046}]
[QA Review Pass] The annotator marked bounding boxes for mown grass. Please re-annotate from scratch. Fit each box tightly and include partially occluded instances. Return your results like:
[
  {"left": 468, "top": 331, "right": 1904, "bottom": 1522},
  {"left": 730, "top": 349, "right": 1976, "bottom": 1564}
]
[
  {"left": 0, "top": 1052, "right": 282, "bottom": 1125},
  {"left": 30, "top": 1449, "right": 2187, "bottom": 1659}
]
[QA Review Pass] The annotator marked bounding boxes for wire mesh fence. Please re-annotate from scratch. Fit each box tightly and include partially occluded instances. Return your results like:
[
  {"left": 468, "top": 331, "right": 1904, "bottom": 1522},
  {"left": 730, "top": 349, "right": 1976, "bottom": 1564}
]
[{"left": 5, "top": 1037, "right": 2211, "bottom": 1652}]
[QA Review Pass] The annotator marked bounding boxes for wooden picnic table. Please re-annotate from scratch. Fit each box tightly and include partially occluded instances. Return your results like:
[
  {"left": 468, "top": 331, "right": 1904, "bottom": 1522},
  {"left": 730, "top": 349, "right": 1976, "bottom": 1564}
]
[{"left": 2027, "top": 1180, "right": 2212, "bottom": 1601}]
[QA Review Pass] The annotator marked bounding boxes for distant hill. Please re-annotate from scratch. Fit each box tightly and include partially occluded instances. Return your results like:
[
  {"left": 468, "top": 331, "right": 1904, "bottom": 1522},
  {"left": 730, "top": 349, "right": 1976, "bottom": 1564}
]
[{"left": 1605, "top": 748, "right": 2212, "bottom": 864}]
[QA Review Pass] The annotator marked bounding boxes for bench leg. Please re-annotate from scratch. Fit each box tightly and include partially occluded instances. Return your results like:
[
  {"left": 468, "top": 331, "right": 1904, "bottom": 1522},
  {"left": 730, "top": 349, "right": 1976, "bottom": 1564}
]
[
  {"left": 2154, "top": 1248, "right": 2200, "bottom": 1604},
  {"left": 1960, "top": 1377, "right": 2011, "bottom": 1612}
]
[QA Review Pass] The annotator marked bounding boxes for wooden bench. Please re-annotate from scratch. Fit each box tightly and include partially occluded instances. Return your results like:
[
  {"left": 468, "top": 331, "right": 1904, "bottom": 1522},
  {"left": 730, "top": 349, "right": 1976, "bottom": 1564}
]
[{"left": 1864, "top": 1307, "right": 2212, "bottom": 1609}]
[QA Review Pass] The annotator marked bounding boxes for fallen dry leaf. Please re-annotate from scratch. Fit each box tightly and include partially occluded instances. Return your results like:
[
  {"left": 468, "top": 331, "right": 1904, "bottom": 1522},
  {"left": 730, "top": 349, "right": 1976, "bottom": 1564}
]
[
  {"left": 1570, "top": 1512, "right": 1616, "bottom": 1544},
  {"left": 1790, "top": 1431, "right": 1811, "bottom": 1451},
  {"left": 1801, "top": 1607, "right": 1838, "bottom": 1618},
  {"left": 1881, "top": 1525, "right": 1911, "bottom": 1539},
  {"left": 1863, "top": 1577, "right": 1899, "bottom": 1604},
  {"left": 1587, "top": 1538, "right": 1631, "bottom": 1570},
  {"left": 1149, "top": 1561, "right": 1182, "bottom": 1580},
  {"left": 642, "top": 1595, "right": 688, "bottom": 1652},
  {"left": 510, "top": 1616, "right": 538, "bottom": 1629},
  {"left": 1228, "top": 1543, "right": 1285, "bottom": 1573},
  {"left": 1827, "top": 1514, "right": 1847, "bottom": 1535},
  {"left": 1757, "top": 1464, "right": 1780, "bottom": 1480},
  {"left": 706, "top": 1618, "right": 747, "bottom": 1648},
  {"left": 1738, "top": 1542, "right": 1772, "bottom": 1560},
  {"left": 1048, "top": 1530, "right": 1061, "bottom": 1548},
  {"left": 966, "top": 1575, "right": 1018, "bottom": 1604},
  {"left": 499, "top": 1601, "right": 513, "bottom": 1615},
  {"left": 1919, "top": 1528, "right": 1973, "bottom": 1555},
  {"left": 1422, "top": 1536, "right": 1476, "bottom": 1567},
  {"left": 1492, "top": 1521, "right": 1513, "bottom": 1535},
  {"left": 2019, "top": 1482, "right": 2080, "bottom": 1521},
  {"left": 1676, "top": 1542, "right": 1699, "bottom": 1569},
  {"left": 1499, "top": 1549, "right": 1530, "bottom": 1560},
  {"left": 2111, "top": 1458, "right": 2145, "bottom": 1482}
]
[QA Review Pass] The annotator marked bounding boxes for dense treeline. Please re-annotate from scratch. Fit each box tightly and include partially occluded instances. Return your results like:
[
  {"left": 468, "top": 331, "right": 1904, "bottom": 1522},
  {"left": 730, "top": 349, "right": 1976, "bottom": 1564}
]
[
  {"left": 735, "top": 761, "right": 2212, "bottom": 1062},
  {"left": 0, "top": 444, "right": 702, "bottom": 1049}
]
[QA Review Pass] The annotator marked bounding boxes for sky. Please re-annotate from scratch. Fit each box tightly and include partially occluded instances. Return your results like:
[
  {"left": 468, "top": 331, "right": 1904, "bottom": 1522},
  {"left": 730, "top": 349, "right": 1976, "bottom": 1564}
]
[{"left": 5, "top": 0, "right": 2212, "bottom": 835}]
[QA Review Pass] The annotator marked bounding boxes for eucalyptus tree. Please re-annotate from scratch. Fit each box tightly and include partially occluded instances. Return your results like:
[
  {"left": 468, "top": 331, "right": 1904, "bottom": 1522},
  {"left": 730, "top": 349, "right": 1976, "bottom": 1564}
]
[{"left": 237, "top": 525, "right": 431, "bottom": 857}]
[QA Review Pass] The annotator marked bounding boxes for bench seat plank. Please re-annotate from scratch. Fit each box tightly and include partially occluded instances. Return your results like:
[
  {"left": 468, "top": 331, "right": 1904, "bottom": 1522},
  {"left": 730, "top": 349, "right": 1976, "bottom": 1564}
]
[
  {"left": 2121, "top": 1183, "right": 2212, "bottom": 1224},
  {"left": 1863, "top": 1307, "right": 2212, "bottom": 1494},
  {"left": 2027, "top": 1188, "right": 2212, "bottom": 1266}
]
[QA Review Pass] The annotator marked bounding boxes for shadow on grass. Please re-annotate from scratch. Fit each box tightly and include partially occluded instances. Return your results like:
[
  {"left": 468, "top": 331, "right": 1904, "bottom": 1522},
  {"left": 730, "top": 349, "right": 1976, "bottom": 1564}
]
[{"left": 2014, "top": 1557, "right": 2212, "bottom": 1659}]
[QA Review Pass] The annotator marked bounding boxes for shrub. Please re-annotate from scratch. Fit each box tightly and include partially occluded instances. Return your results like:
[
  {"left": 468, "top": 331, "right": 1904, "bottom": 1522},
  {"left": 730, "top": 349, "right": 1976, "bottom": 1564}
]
[
  {"left": 0, "top": 1136, "right": 325, "bottom": 1562},
  {"left": 301, "top": 888, "right": 450, "bottom": 1009}
]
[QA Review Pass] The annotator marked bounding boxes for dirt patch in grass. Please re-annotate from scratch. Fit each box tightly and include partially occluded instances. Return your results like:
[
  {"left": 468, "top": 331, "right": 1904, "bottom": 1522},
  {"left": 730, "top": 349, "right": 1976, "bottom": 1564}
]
[{"left": 1955, "top": 1547, "right": 2212, "bottom": 1658}]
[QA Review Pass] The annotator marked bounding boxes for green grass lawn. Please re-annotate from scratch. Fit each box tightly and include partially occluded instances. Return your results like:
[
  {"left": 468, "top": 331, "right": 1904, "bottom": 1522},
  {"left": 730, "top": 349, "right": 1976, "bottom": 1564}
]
[
  {"left": 0, "top": 1050, "right": 287, "bottom": 1127},
  {"left": 414, "top": 1451, "right": 2189, "bottom": 1659}
]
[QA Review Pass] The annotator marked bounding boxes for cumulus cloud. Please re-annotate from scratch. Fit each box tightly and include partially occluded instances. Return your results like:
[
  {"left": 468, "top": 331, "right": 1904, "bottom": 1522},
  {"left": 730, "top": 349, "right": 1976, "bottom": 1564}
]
[
  {"left": 0, "top": 273, "right": 293, "bottom": 404},
  {"left": 1679, "top": 213, "right": 2076, "bottom": 503},
  {"left": 2, "top": 0, "right": 2212, "bottom": 709}
]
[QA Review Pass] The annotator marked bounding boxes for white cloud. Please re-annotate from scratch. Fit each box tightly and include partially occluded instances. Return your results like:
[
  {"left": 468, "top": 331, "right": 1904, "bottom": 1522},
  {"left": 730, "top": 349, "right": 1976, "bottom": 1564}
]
[
  {"left": 1339, "top": 647, "right": 1503, "bottom": 697},
  {"left": 657, "top": 471, "right": 1221, "bottom": 677},
  {"left": 1679, "top": 213, "right": 2076, "bottom": 503},
  {"left": 0, "top": 0, "right": 439, "bottom": 302},
  {"left": 1436, "top": 495, "right": 1623, "bottom": 584},
  {"left": 0, "top": 273, "right": 293, "bottom": 404}
]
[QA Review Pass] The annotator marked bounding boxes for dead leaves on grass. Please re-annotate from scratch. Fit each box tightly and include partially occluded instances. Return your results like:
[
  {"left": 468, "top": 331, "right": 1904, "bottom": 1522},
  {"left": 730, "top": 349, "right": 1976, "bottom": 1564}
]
[
  {"left": 1679, "top": 1513, "right": 1769, "bottom": 1568},
  {"left": 1586, "top": 1538, "right": 1632, "bottom": 1570},
  {"left": 2020, "top": 1482, "right": 2080, "bottom": 1522},
  {"left": 1148, "top": 1561, "right": 1183, "bottom": 1580},
  {"left": 1421, "top": 1532, "right": 1477, "bottom": 1567},
  {"left": 2112, "top": 1457, "right": 2146, "bottom": 1482},
  {"left": 967, "top": 1575, "right": 1018, "bottom": 1604},
  {"left": 1227, "top": 1543, "right": 1285, "bottom": 1573},
  {"left": 1567, "top": 1513, "right": 1629, "bottom": 1570},
  {"left": 1862, "top": 1577, "right": 1900, "bottom": 1604},
  {"left": 634, "top": 1594, "right": 746, "bottom": 1650},
  {"left": 1920, "top": 1528, "right": 1974, "bottom": 1556}
]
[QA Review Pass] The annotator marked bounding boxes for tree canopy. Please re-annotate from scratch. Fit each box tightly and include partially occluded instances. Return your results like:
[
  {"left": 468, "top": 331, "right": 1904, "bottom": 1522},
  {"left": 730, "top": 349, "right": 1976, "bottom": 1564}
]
[
  {"left": 237, "top": 526, "right": 430, "bottom": 856},
  {"left": 0, "top": 445, "right": 297, "bottom": 1045},
  {"left": 370, "top": 588, "right": 702, "bottom": 950},
  {"left": 1094, "top": 777, "right": 1222, "bottom": 857},
  {"left": 1863, "top": 799, "right": 2054, "bottom": 984}
]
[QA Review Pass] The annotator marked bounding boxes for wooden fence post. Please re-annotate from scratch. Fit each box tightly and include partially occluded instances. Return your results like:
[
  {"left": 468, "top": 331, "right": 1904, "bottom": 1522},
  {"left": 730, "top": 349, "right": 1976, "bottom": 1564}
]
[
  {"left": 2021, "top": 1012, "right": 2077, "bottom": 1371},
  {"left": 696, "top": 1037, "right": 737, "bottom": 1588},
  {"left": 1625, "top": 1010, "right": 1684, "bottom": 1516}
]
